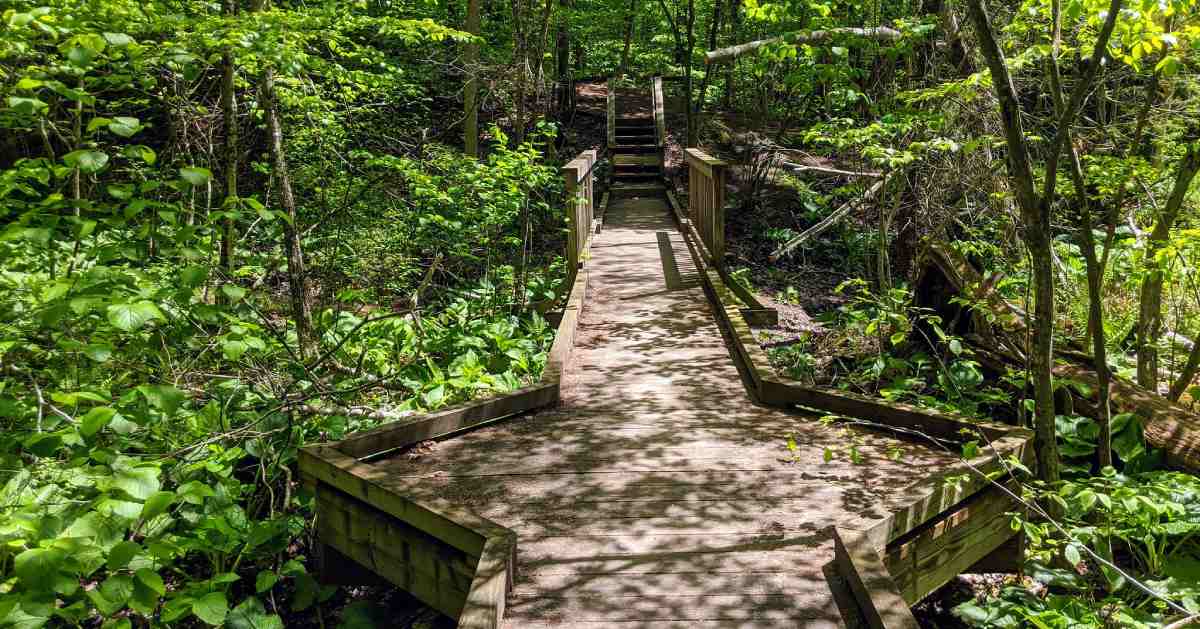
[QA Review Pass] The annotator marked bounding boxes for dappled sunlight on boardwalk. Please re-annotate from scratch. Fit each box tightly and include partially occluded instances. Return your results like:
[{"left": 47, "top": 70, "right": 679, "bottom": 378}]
[{"left": 372, "top": 195, "right": 956, "bottom": 627}]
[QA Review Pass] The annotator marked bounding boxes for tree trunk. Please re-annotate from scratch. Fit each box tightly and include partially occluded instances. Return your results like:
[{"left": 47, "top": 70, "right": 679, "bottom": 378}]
[
  {"left": 256, "top": 0, "right": 314, "bottom": 359},
  {"left": 1048, "top": 0, "right": 1110, "bottom": 466},
  {"left": 683, "top": 0, "right": 696, "bottom": 146},
  {"left": 554, "top": 0, "right": 571, "bottom": 119},
  {"left": 694, "top": 0, "right": 722, "bottom": 116},
  {"left": 1137, "top": 143, "right": 1200, "bottom": 390},
  {"left": 964, "top": 0, "right": 1051, "bottom": 483},
  {"left": 464, "top": 0, "right": 481, "bottom": 156},
  {"left": 618, "top": 0, "right": 636, "bottom": 76},
  {"left": 219, "top": 0, "right": 239, "bottom": 277},
  {"left": 511, "top": 0, "right": 528, "bottom": 143}
]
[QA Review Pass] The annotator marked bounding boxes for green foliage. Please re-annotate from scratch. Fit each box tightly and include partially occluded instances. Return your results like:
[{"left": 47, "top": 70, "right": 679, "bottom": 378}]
[{"left": 958, "top": 469, "right": 1200, "bottom": 627}]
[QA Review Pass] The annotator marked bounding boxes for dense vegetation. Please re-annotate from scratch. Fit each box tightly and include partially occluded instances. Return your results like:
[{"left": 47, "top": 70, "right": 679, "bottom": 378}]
[{"left": 3, "top": 0, "right": 1200, "bottom": 626}]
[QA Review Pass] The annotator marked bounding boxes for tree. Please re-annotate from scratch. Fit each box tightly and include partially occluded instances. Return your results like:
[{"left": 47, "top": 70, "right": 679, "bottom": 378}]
[
  {"left": 464, "top": 0, "right": 482, "bottom": 156},
  {"left": 964, "top": 0, "right": 1122, "bottom": 484}
]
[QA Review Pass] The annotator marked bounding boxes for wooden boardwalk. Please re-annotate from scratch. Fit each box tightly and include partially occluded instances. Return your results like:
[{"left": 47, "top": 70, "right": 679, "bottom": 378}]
[{"left": 367, "top": 193, "right": 959, "bottom": 627}]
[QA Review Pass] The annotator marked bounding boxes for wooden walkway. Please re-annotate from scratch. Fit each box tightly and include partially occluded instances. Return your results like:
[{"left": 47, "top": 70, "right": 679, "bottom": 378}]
[{"left": 368, "top": 193, "right": 958, "bottom": 627}]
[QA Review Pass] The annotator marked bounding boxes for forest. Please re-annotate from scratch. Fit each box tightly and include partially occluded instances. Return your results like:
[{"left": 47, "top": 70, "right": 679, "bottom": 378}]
[{"left": 3, "top": 0, "right": 1200, "bottom": 626}]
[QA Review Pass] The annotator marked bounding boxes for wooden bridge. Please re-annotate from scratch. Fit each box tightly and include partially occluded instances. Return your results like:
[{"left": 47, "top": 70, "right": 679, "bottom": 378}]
[{"left": 299, "top": 79, "right": 1034, "bottom": 628}]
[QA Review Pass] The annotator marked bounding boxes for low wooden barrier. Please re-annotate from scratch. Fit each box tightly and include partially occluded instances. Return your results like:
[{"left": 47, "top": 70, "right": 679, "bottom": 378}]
[
  {"left": 685, "top": 148, "right": 727, "bottom": 264},
  {"left": 563, "top": 149, "right": 597, "bottom": 288},
  {"left": 299, "top": 152, "right": 602, "bottom": 628},
  {"left": 674, "top": 197, "right": 1034, "bottom": 626}
]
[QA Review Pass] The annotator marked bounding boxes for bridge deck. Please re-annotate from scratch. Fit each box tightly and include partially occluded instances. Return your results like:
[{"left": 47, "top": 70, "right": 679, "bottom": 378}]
[{"left": 367, "top": 194, "right": 959, "bottom": 627}]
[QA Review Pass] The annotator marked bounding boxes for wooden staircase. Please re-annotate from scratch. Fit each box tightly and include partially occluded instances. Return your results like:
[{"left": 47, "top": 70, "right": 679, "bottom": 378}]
[{"left": 609, "top": 78, "right": 666, "bottom": 198}]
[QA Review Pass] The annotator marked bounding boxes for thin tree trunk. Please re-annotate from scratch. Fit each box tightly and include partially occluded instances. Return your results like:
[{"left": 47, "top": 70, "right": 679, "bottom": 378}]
[
  {"left": 618, "top": 0, "right": 636, "bottom": 76},
  {"left": 554, "top": 0, "right": 571, "bottom": 119},
  {"left": 1048, "top": 0, "right": 1111, "bottom": 467},
  {"left": 1169, "top": 339, "right": 1200, "bottom": 402},
  {"left": 219, "top": 0, "right": 239, "bottom": 276},
  {"left": 1137, "top": 143, "right": 1200, "bottom": 390},
  {"left": 683, "top": 0, "right": 696, "bottom": 146},
  {"left": 694, "top": 0, "right": 722, "bottom": 115},
  {"left": 512, "top": 0, "right": 528, "bottom": 143},
  {"left": 256, "top": 0, "right": 314, "bottom": 359},
  {"left": 464, "top": 0, "right": 481, "bottom": 156}
]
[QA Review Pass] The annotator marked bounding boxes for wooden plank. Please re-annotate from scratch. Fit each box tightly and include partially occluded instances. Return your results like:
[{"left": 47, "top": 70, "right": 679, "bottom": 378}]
[
  {"left": 459, "top": 533, "right": 516, "bottom": 629},
  {"left": 652, "top": 76, "right": 666, "bottom": 148},
  {"left": 759, "top": 377, "right": 1022, "bottom": 442},
  {"left": 833, "top": 527, "right": 919, "bottom": 629},
  {"left": 299, "top": 447, "right": 497, "bottom": 556},
  {"left": 684, "top": 148, "right": 726, "bottom": 177},
  {"left": 315, "top": 486, "right": 476, "bottom": 618},
  {"left": 846, "top": 436, "right": 1031, "bottom": 550},
  {"left": 540, "top": 267, "right": 587, "bottom": 385},
  {"left": 883, "top": 484, "right": 1020, "bottom": 604},
  {"left": 607, "top": 79, "right": 616, "bottom": 147},
  {"left": 333, "top": 383, "right": 558, "bottom": 459}
]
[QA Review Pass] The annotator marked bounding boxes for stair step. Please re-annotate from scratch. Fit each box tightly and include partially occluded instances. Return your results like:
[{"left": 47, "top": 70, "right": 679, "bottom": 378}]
[
  {"left": 611, "top": 181, "right": 666, "bottom": 196},
  {"left": 612, "top": 144, "right": 659, "bottom": 154},
  {"left": 613, "top": 154, "right": 662, "bottom": 166},
  {"left": 613, "top": 163, "right": 661, "bottom": 173}
]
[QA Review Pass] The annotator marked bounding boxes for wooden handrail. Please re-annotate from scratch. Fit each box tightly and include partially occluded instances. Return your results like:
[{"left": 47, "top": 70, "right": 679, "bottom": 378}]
[
  {"left": 684, "top": 147, "right": 727, "bottom": 264},
  {"left": 606, "top": 79, "right": 616, "bottom": 147},
  {"left": 651, "top": 76, "right": 666, "bottom": 148},
  {"left": 563, "top": 149, "right": 598, "bottom": 287}
]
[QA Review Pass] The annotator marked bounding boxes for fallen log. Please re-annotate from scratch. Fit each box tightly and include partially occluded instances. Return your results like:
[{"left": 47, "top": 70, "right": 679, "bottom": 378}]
[
  {"left": 915, "top": 243, "right": 1200, "bottom": 472},
  {"left": 705, "top": 26, "right": 903, "bottom": 65},
  {"left": 769, "top": 173, "right": 892, "bottom": 262}
]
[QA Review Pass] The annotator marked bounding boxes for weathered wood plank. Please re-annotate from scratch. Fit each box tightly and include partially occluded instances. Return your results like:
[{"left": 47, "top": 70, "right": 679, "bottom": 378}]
[
  {"left": 333, "top": 383, "right": 558, "bottom": 459},
  {"left": 316, "top": 485, "right": 476, "bottom": 617},
  {"left": 299, "top": 446, "right": 494, "bottom": 556},
  {"left": 833, "top": 527, "right": 920, "bottom": 629},
  {"left": 459, "top": 533, "right": 516, "bottom": 629},
  {"left": 883, "top": 484, "right": 1020, "bottom": 603}
]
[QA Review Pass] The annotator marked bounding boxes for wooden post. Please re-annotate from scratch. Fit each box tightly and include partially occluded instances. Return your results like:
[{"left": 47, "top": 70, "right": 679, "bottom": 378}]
[
  {"left": 606, "top": 82, "right": 616, "bottom": 147},
  {"left": 563, "top": 160, "right": 580, "bottom": 286}
]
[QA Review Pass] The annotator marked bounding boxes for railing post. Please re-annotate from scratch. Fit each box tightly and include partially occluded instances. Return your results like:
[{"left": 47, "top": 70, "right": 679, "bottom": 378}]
[
  {"left": 711, "top": 160, "right": 725, "bottom": 262},
  {"left": 606, "top": 81, "right": 616, "bottom": 148},
  {"left": 562, "top": 159, "right": 581, "bottom": 286}
]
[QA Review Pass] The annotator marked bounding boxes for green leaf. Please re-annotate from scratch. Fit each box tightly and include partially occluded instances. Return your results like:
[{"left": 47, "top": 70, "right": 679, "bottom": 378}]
[
  {"left": 94, "top": 574, "right": 134, "bottom": 614},
  {"left": 180, "top": 266, "right": 208, "bottom": 288},
  {"left": 112, "top": 467, "right": 160, "bottom": 501},
  {"left": 222, "top": 340, "right": 249, "bottom": 361},
  {"left": 14, "top": 548, "right": 64, "bottom": 590},
  {"left": 226, "top": 598, "right": 284, "bottom": 629},
  {"left": 7, "top": 96, "right": 48, "bottom": 115},
  {"left": 221, "top": 285, "right": 247, "bottom": 302},
  {"left": 138, "top": 384, "right": 185, "bottom": 416},
  {"left": 1064, "top": 543, "right": 1082, "bottom": 566},
  {"left": 107, "top": 116, "right": 141, "bottom": 138},
  {"left": 179, "top": 167, "right": 212, "bottom": 187},
  {"left": 83, "top": 343, "right": 112, "bottom": 362},
  {"left": 107, "top": 301, "right": 164, "bottom": 331},
  {"left": 191, "top": 591, "right": 228, "bottom": 625},
  {"left": 103, "top": 32, "right": 135, "bottom": 47},
  {"left": 63, "top": 149, "right": 109, "bottom": 174},
  {"left": 140, "top": 490, "right": 175, "bottom": 520},
  {"left": 176, "top": 480, "right": 215, "bottom": 505},
  {"left": 80, "top": 406, "right": 116, "bottom": 437},
  {"left": 135, "top": 569, "right": 165, "bottom": 596},
  {"left": 107, "top": 541, "right": 141, "bottom": 571},
  {"left": 255, "top": 571, "right": 279, "bottom": 594}
]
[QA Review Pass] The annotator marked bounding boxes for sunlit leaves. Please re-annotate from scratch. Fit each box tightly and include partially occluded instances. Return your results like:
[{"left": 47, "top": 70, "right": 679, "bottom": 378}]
[
  {"left": 106, "top": 301, "right": 165, "bottom": 331},
  {"left": 64, "top": 149, "right": 109, "bottom": 174}
]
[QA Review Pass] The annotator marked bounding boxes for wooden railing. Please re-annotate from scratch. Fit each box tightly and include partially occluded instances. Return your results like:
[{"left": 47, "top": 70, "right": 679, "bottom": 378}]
[
  {"left": 685, "top": 147, "right": 727, "bottom": 263},
  {"left": 652, "top": 76, "right": 666, "bottom": 149},
  {"left": 606, "top": 79, "right": 616, "bottom": 147},
  {"left": 563, "top": 149, "right": 598, "bottom": 286}
]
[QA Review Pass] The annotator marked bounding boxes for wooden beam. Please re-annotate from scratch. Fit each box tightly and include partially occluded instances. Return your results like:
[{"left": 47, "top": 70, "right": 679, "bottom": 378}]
[
  {"left": 333, "top": 383, "right": 558, "bottom": 459},
  {"left": 833, "top": 527, "right": 920, "bottom": 629},
  {"left": 883, "top": 484, "right": 1020, "bottom": 603},
  {"left": 705, "top": 26, "right": 903, "bottom": 65}
]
